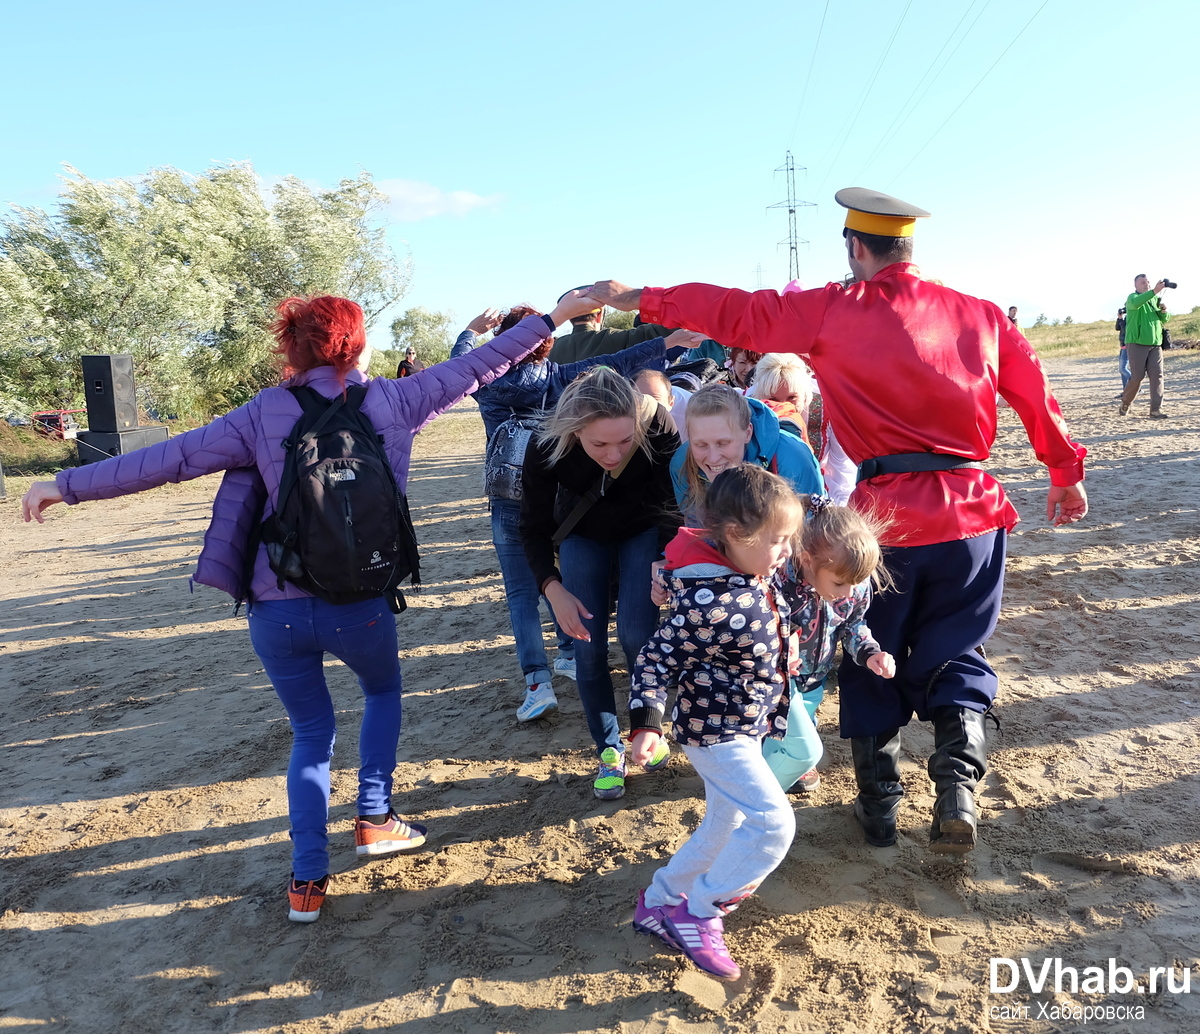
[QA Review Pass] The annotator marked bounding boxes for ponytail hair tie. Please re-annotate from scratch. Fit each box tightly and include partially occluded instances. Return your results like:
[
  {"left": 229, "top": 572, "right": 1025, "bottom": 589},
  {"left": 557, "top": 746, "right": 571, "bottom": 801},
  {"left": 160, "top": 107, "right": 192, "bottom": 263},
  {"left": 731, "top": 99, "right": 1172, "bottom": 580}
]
[{"left": 808, "top": 494, "right": 833, "bottom": 516}]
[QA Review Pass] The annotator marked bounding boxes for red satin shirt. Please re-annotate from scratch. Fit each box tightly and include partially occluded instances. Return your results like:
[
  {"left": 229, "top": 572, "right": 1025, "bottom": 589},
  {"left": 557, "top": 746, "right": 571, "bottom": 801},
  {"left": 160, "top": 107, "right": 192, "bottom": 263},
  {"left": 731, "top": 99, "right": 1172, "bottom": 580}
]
[{"left": 640, "top": 264, "right": 1087, "bottom": 547}]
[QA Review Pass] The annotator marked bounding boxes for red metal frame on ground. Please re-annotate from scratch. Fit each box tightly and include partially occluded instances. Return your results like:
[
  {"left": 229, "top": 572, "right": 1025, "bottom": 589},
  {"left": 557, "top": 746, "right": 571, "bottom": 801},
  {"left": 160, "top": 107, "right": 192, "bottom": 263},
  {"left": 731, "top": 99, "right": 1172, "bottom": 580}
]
[{"left": 31, "top": 409, "right": 87, "bottom": 439}]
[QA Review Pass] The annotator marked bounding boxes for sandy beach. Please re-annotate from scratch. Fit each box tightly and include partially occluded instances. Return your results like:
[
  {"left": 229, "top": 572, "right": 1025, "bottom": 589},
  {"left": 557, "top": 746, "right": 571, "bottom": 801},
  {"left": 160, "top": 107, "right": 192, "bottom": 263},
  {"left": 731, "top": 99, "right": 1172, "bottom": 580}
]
[{"left": 3, "top": 350, "right": 1199, "bottom": 1034}]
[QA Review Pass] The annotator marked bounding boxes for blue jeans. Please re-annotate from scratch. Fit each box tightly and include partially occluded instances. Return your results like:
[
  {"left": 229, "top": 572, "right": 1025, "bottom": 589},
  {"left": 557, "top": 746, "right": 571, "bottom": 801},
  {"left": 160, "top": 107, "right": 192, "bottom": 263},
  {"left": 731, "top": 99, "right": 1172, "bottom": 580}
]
[
  {"left": 1119, "top": 346, "right": 1131, "bottom": 390},
  {"left": 490, "top": 498, "right": 572, "bottom": 687},
  {"left": 559, "top": 527, "right": 661, "bottom": 756},
  {"left": 248, "top": 596, "right": 403, "bottom": 881}
]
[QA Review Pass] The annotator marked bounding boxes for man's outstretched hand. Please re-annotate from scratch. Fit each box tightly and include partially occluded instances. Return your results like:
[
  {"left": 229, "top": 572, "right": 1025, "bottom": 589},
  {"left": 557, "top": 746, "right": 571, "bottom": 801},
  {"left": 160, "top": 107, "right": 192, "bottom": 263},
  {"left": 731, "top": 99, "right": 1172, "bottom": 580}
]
[
  {"left": 590, "top": 280, "right": 643, "bottom": 312},
  {"left": 1047, "top": 483, "right": 1088, "bottom": 526}
]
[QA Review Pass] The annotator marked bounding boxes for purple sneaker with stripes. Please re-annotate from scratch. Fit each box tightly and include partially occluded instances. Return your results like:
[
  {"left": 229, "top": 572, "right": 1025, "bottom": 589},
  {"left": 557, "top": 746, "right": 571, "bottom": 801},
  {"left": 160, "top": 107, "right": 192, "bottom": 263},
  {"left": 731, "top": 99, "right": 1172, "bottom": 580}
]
[
  {"left": 662, "top": 903, "right": 741, "bottom": 981},
  {"left": 631, "top": 890, "right": 680, "bottom": 951}
]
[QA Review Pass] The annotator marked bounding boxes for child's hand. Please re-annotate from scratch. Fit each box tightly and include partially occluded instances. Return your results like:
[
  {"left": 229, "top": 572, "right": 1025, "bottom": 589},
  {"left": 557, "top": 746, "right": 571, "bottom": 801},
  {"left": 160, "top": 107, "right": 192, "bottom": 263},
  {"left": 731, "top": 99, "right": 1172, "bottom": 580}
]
[
  {"left": 867, "top": 652, "right": 896, "bottom": 679},
  {"left": 650, "top": 560, "right": 668, "bottom": 606},
  {"left": 629, "top": 729, "right": 661, "bottom": 767}
]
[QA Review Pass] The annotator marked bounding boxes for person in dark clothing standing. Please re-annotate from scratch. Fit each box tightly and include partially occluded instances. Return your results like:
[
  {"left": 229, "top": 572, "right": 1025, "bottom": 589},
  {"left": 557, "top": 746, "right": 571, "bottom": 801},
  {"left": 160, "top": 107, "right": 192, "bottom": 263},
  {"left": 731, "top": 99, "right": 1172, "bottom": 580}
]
[
  {"left": 396, "top": 347, "right": 424, "bottom": 377},
  {"left": 1116, "top": 307, "right": 1130, "bottom": 395}
]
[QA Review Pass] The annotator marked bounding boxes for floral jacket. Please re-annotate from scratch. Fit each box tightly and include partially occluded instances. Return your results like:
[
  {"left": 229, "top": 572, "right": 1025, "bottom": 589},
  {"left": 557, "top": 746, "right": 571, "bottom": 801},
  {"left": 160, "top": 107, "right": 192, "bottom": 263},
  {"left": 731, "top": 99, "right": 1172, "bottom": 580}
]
[{"left": 781, "top": 569, "right": 882, "bottom": 692}]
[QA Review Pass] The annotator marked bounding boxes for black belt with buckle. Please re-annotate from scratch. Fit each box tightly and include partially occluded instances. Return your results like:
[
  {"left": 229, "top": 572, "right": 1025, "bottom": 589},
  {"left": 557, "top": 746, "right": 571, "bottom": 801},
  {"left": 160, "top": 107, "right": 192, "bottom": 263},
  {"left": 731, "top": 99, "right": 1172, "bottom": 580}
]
[{"left": 856, "top": 453, "right": 984, "bottom": 484}]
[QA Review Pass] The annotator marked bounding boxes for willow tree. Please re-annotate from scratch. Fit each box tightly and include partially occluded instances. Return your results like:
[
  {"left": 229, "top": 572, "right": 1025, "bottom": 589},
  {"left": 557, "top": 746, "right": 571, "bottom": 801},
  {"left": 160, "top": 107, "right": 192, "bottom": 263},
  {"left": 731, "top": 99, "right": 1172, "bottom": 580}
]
[{"left": 0, "top": 163, "right": 410, "bottom": 418}]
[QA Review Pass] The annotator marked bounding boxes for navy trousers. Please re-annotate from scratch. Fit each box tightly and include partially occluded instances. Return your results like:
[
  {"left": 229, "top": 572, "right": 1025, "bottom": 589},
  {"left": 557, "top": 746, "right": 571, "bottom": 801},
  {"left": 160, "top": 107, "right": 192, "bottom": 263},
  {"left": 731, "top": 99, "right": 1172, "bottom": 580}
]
[{"left": 838, "top": 530, "right": 1006, "bottom": 738}]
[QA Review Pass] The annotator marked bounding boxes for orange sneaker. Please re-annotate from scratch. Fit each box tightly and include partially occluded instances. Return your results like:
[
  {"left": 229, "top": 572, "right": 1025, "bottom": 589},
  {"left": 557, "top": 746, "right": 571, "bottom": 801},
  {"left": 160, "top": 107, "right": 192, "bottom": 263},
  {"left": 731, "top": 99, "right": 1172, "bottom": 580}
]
[
  {"left": 288, "top": 874, "right": 329, "bottom": 923},
  {"left": 354, "top": 812, "right": 427, "bottom": 857}
]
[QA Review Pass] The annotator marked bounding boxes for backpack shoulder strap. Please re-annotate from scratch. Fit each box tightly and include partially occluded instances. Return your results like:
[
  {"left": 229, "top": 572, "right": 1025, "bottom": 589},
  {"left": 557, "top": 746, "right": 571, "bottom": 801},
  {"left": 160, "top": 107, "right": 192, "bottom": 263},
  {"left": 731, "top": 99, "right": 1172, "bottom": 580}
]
[
  {"left": 273, "top": 387, "right": 345, "bottom": 534},
  {"left": 342, "top": 383, "right": 369, "bottom": 411},
  {"left": 552, "top": 473, "right": 606, "bottom": 549},
  {"left": 552, "top": 446, "right": 637, "bottom": 548}
]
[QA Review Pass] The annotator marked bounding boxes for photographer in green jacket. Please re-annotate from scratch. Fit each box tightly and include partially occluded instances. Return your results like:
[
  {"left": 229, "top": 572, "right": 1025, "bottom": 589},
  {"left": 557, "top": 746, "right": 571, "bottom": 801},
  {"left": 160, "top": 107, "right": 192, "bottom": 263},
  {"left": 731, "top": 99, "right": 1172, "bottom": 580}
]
[{"left": 1119, "top": 273, "right": 1173, "bottom": 418}]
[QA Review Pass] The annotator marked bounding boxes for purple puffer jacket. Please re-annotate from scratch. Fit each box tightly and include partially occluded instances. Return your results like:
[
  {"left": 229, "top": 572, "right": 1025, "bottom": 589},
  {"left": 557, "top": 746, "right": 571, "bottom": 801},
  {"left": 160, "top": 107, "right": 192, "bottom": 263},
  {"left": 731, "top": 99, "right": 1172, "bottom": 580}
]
[{"left": 56, "top": 315, "right": 551, "bottom": 602}]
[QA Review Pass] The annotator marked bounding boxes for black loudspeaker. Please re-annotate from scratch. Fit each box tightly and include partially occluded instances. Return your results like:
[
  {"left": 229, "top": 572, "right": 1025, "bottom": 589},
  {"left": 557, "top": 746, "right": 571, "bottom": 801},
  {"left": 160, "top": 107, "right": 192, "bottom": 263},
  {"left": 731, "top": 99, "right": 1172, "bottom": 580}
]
[
  {"left": 76, "top": 426, "right": 169, "bottom": 465},
  {"left": 81, "top": 354, "right": 138, "bottom": 432}
]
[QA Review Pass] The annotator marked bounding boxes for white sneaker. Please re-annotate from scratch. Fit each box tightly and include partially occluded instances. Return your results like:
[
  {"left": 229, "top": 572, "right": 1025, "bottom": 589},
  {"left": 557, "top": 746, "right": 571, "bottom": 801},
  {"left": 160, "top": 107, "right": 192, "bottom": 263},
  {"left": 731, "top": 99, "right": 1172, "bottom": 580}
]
[
  {"left": 517, "top": 682, "right": 558, "bottom": 722},
  {"left": 553, "top": 657, "right": 577, "bottom": 681}
]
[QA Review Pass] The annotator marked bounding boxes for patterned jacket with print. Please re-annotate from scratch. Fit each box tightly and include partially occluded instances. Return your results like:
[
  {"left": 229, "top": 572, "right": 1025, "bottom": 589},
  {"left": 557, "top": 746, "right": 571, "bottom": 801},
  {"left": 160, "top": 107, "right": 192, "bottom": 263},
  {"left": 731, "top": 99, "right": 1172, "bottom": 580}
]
[
  {"left": 630, "top": 527, "right": 792, "bottom": 747},
  {"left": 781, "top": 572, "right": 881, "bottom": 692}
]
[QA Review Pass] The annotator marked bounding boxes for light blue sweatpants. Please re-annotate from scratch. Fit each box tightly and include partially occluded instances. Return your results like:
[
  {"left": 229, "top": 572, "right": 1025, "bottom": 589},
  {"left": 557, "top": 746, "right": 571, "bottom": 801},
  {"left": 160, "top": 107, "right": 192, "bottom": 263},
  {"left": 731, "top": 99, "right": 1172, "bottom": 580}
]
[{"left": 644, "top": 737, "right": 795, "bottom": 918}]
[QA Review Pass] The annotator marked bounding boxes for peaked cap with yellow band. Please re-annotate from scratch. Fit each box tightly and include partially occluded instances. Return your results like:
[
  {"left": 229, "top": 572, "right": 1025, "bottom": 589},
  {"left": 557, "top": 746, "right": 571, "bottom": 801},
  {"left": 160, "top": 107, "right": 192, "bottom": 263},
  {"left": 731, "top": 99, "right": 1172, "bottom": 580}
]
[{"left": 835, "top": 187, "right": 930, "bottom": 238}]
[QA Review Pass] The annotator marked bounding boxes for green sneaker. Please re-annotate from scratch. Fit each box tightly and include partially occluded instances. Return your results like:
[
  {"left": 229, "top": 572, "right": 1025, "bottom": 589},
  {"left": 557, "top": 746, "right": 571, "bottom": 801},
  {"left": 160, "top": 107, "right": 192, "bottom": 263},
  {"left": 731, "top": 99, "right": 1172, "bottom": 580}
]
[
  {"left": 644, "top": 736, "right": 671, "bottom": 772},
  {"left": 593, "top": 747, "right": 627, "bottom": 799}
]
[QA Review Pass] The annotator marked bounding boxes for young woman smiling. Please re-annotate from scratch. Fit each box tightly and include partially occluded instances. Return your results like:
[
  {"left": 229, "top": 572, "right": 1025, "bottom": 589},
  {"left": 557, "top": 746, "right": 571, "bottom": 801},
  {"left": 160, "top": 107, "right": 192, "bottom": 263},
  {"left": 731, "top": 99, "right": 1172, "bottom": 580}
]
[
  {"left": 520, "top": 367, "right": 683, "bottom": 799},
  {"left": 672, "top": 384, "right": 824, "bottom": 525}
]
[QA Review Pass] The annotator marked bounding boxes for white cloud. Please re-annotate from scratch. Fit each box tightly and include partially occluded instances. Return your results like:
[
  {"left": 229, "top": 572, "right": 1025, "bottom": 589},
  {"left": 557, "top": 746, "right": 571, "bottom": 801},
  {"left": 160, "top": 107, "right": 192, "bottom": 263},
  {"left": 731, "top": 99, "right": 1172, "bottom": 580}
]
[{"left": 376, "top": 178, "right": 502, "bottom": 221}]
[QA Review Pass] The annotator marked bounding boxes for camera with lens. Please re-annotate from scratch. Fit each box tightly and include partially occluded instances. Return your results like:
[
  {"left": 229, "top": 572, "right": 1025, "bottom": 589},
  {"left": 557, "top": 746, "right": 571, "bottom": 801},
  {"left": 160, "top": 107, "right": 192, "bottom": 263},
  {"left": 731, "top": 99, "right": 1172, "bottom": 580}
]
[{"left": 1162, "top": 278, "right": 1178, "bottom": 289}]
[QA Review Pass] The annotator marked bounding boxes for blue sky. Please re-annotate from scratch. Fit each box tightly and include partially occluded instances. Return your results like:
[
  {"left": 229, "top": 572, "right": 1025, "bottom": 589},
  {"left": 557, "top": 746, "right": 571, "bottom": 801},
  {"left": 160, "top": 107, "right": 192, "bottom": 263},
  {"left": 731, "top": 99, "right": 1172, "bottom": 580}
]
[{"left": 3, "top": 0, "right": 1197, "bottom": 348}]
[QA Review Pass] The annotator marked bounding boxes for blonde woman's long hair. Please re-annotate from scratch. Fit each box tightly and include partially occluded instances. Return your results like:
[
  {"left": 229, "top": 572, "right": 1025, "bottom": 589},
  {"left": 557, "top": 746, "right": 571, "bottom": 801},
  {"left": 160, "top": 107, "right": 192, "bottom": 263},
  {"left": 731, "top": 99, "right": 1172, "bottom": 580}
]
[
  {"left": 747, "top": 353, "right": 816, "bottom": 411},
  {"left": 539, "top": 366, "right": 650, "bottom": 466},
  {"left": 681, "top": 384, "right": 752, "bottom": 515}
]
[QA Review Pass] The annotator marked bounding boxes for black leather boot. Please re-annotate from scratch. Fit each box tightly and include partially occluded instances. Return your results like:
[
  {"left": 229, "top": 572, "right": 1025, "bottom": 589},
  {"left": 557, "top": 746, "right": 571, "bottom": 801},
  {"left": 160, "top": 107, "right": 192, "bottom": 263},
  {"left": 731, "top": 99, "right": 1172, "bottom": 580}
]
[
  {"left": 850, "top": 730, "right": 904, "bottom": 847},
  {"left": 928, "top": 706, "right": 988, "bottom": 854}
]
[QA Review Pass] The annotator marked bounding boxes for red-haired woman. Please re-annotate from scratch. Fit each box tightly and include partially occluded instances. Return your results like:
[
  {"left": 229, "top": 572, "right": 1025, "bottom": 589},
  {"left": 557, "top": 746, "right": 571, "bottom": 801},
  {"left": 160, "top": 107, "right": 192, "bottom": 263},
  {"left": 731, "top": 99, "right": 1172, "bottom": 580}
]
[
  {"left": 726, "top": 347, "right": 762, "bottom": 391},
  {"left": 21, "top": 290, "right": 599, "bottom": 922}
]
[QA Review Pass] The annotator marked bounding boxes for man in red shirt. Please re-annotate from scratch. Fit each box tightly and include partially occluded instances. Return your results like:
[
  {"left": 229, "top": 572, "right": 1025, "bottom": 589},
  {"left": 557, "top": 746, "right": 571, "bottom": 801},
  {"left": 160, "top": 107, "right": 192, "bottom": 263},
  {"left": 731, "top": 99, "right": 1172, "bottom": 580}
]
[{"left": 589, "top": 188, "right": 1087, "bottom": 855}]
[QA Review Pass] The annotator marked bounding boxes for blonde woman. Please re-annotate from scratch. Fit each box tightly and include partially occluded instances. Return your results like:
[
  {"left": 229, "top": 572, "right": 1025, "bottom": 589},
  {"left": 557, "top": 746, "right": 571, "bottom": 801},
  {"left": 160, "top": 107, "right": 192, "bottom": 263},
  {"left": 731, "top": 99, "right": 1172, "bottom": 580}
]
[
  {"left": 520, "top": 367, "right": 682, "bottom": 799},
  {"left": 747, "top": 353, "right": 816, "bottom": 434}
]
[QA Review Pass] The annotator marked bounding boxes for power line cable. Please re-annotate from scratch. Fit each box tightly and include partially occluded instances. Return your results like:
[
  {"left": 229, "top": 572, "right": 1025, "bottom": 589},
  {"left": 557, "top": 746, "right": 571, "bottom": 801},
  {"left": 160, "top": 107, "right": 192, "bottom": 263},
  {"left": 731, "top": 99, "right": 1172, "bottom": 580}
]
[
  {"left": 814, "top": 0, "right": 915, "bottom": 198},
  {"left": 810, "top": 5, "right": 912, "bottom": 176},
  {"left": 853, "top": 0, "right": 993, "bottom": 182},
  {"left": 813, "top": 0, "right": 915, "bottom": 178},
  {"left": 887, "top": 0, "right": 1052, "bottom": 187},
  {"left": 787, "top": 0, "right": 832, "bottom": 148}
]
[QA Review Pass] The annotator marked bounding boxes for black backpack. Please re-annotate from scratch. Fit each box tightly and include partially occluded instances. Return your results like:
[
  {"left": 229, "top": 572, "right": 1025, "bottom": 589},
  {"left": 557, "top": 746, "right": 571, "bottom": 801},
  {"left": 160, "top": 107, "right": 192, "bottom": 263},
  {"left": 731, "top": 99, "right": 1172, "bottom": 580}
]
[
  {"left": 260, "top": 385, "right": 420, "bottom": 612},
  {"left": 667, "top": 357, "right": 725, "bottom": 392}
]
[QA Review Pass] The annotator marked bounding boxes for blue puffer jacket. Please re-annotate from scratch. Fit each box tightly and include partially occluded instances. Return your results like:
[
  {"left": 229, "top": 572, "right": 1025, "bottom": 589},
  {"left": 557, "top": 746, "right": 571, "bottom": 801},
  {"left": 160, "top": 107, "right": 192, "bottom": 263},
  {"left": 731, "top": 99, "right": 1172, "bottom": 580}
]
[
  {"left": 669, "top": 395, "right": 824, "bottom": 522},
  {"left": 451, "top": 329, "right": 668, "bottom": 439}
]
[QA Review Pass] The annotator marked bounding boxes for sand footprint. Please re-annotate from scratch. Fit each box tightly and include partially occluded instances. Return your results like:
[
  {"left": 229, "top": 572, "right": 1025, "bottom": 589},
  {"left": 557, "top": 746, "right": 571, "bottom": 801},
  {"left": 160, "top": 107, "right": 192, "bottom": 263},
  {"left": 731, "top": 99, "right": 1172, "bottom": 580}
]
[{"left": 979, "top": 773, "right": 1025, "bottom": 826}]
